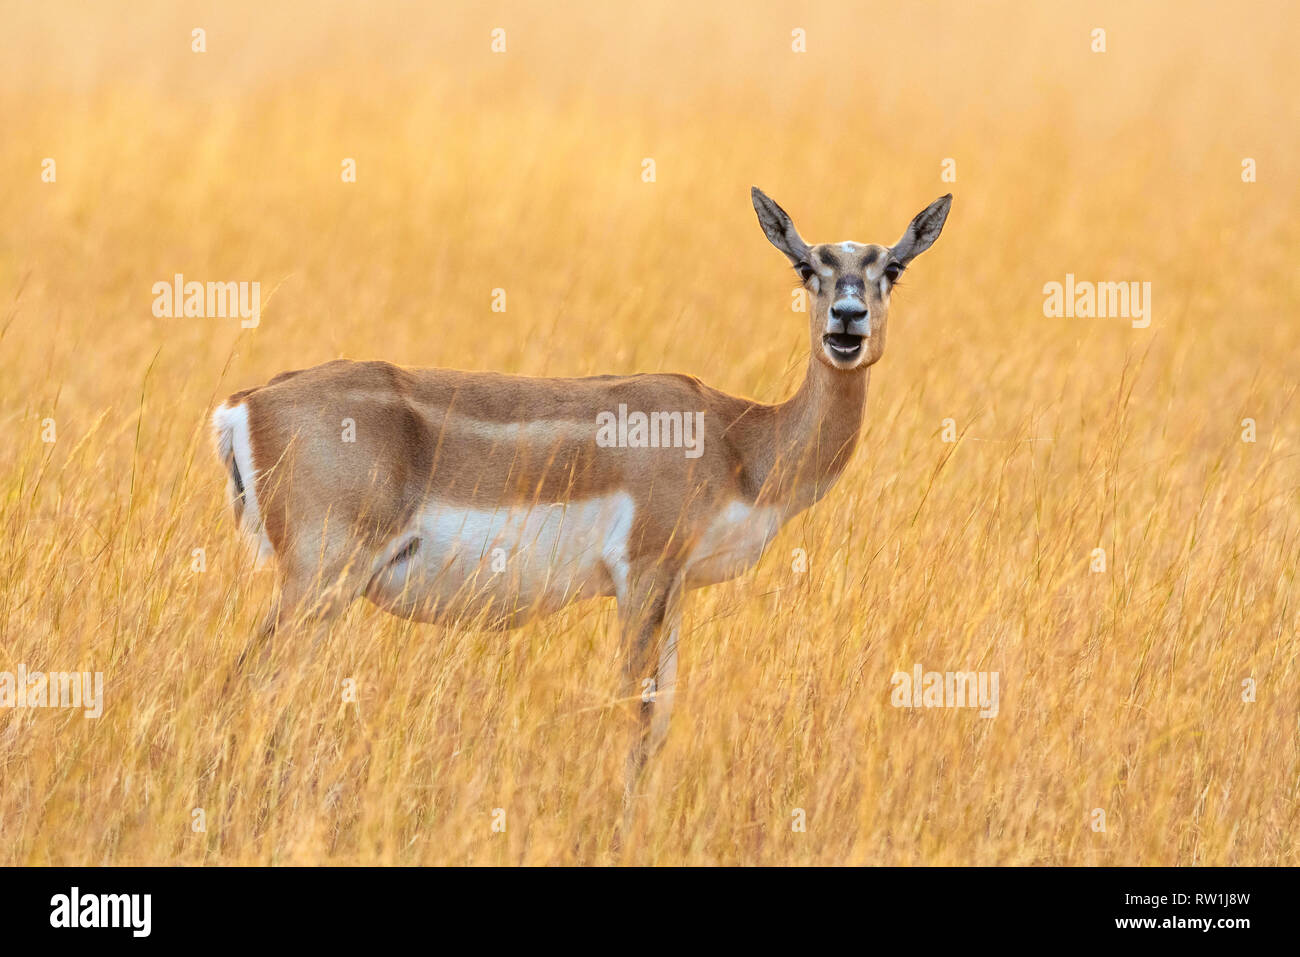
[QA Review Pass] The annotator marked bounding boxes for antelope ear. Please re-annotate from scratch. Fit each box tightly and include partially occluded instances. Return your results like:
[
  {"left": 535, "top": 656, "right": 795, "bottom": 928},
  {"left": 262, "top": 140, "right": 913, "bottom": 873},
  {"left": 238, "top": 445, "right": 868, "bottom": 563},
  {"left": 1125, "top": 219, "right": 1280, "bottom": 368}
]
[
  {"left": 891, "top": 194, "right": 952, "bottom": 266},
  {"left": 751, "top": 187, "right": 811, "bottom": 265}
]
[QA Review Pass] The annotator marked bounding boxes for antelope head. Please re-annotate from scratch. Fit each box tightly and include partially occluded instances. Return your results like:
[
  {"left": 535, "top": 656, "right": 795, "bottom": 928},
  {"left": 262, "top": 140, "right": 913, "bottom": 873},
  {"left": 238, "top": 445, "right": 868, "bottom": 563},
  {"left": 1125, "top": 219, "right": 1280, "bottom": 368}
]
[{"left": 751, "top": 187, "right": 952, "bottom": 371}]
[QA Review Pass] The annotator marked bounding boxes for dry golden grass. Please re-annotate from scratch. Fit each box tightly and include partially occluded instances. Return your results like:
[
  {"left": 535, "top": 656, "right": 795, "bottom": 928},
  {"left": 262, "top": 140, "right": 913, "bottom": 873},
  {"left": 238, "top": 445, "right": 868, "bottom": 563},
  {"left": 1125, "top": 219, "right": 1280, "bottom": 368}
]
[{"left": 1, "top": 0, "right": 1298, "bottom": 865}]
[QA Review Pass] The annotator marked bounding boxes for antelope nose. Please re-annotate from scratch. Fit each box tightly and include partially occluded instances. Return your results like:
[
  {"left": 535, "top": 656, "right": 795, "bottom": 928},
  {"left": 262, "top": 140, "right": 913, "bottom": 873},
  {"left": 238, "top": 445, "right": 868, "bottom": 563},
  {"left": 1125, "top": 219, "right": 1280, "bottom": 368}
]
[{"left": 831, "top": 302, "right": 868, "bottom": 324}]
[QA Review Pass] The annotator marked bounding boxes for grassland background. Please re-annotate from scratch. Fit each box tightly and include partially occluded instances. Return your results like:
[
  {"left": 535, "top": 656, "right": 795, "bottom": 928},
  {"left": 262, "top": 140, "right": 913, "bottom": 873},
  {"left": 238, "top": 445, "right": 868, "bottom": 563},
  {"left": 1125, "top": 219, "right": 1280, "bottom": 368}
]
[{"left": 1, "top": 0, "right": 1297, "bottom": 864}]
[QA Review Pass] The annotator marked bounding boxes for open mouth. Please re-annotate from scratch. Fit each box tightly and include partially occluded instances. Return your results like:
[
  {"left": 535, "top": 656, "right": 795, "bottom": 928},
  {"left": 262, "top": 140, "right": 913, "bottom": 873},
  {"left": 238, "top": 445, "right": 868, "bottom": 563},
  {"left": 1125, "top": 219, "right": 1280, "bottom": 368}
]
[{"left": 823, "top": 333, "right": 864, "bottom": 361}]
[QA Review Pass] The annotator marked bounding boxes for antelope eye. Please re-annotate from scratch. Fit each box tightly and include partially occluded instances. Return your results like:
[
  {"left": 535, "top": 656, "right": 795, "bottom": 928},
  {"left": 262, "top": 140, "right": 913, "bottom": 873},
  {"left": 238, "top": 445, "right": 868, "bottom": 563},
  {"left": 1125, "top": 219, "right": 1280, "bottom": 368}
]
[
  {"left": 884, "top": 262, "right": 903, "bottom": 283},
  {"left": 795, "top": 262, "right": 815, "bottom": 283}
]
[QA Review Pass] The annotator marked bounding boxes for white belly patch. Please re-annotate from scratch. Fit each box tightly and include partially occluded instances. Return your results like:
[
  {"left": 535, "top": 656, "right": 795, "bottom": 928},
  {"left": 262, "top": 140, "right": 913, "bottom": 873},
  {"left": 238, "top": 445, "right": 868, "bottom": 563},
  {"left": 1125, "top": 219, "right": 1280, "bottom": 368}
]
[
  {"left": 365, "top": 493, "right": 782, "bottom": 624},
  {"left": 366, "top": 492, "right": 635, "bottom": 625}
]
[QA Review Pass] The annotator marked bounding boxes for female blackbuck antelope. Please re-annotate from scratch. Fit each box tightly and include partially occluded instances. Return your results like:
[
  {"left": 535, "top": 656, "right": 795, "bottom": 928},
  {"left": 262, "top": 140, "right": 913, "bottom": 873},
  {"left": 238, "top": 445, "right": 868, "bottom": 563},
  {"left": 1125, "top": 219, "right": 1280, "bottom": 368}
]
[{"left": 212, "top": 187, "right": 951, "bottom": 776}]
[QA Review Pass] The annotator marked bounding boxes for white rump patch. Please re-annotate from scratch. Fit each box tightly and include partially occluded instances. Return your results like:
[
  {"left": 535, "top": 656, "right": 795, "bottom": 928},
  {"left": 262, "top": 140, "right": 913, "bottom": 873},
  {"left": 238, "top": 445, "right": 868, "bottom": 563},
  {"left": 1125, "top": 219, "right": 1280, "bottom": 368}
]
[{"left": 211, "top": 402, "right": 273, "bottom": 565}]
